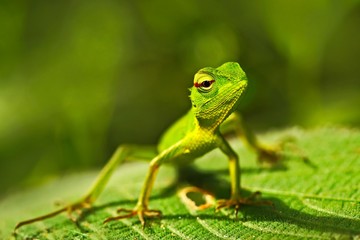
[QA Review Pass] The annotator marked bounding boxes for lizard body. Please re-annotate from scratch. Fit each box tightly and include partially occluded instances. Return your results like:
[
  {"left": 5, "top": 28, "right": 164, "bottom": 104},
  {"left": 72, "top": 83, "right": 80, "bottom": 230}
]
[{"left": 15, "top": 62, "right": 278, "bottom": 230}]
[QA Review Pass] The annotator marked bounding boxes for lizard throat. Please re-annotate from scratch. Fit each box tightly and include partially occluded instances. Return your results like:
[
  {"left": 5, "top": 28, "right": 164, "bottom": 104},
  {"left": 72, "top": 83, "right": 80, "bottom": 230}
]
[{"left": 194, "top": 83, "right": 246, "bottom": 130}]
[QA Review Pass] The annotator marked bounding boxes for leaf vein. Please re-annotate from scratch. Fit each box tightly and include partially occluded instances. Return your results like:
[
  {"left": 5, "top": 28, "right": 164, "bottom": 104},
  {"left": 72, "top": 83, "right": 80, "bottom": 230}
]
[
  {"left": 105, "top": 208, "right": 150, "bottom": 240},
  {"left": 301, "top": 198, "right": 359, "bottom": 220},
  {"left": 241, "top": 221, "right": 327, "bottom": 239},
  {"left": 196, "top": 217, "right": 234, "bottom": 239},
  {"left": 166, "top": 224, "right": 191, "bottom": 240}
]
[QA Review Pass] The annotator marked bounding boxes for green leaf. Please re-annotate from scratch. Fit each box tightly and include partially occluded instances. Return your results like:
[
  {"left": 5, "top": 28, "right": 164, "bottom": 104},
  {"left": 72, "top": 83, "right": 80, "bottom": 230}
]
[{"left": 1, "top": 127, "right": 359, "bottom": 239}]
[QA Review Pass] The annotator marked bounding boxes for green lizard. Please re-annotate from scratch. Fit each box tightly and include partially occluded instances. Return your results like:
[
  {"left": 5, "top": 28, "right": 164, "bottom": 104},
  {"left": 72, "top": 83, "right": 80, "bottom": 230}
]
[{"left": 15, "top": 62, "right": 280, "bottom": 230}]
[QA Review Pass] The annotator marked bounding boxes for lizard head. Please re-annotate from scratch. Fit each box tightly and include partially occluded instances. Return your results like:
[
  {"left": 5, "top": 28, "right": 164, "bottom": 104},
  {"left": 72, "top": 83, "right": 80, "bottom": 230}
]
[{"left": 190, "top": 62, "right": 248, "bottom": 128}]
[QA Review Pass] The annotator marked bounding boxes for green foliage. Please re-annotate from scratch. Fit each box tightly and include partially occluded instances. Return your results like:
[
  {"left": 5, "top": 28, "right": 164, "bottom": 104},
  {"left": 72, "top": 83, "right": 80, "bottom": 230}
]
[
  {"left": 1, "top": 127, "right": 359, "bottom": 239},
  {"left": 1, "top": 0, "right": 360, "bottom": 222}
]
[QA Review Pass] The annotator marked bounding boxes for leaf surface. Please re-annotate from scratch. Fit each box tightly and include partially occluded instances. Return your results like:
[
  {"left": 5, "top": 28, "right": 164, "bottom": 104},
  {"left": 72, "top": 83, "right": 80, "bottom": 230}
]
[{"left": 1, "top": 127, "right": 359, "bottom": 239}]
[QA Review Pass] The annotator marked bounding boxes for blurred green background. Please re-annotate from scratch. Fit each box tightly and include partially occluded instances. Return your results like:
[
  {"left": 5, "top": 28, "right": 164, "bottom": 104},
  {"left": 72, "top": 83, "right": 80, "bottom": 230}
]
[{"left": 1, "top": 0, "right": 359, "bottom": 197}]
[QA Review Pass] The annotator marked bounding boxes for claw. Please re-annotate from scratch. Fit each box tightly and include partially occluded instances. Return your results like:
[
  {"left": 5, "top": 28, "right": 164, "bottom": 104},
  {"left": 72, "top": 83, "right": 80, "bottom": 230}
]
[
  {"left": 144, "top": 209, "right": 162, "bottom": 217},
  {"left": 257, "top": 144, "right": 282, "bottom": 165},
  {"left": 14, "top": 207, "right": 67, "bottom": 230},
  {"left": 257, "top": 137, "right": 311, "bottom": 167},
  {"left": 103, "top": 211, "right": 137, "bottom": 224},
  {"left": 216, "top": 192, "right": 273, "bottom": 217},
  {"left": 14, "top": 197, "right": 93, "bottom": 231},
  {"left": 103, "top": 207, "right": 162, "bottom": 227},
  {"left": 116, "top": 208, "right": 134, "bottom": 214}
]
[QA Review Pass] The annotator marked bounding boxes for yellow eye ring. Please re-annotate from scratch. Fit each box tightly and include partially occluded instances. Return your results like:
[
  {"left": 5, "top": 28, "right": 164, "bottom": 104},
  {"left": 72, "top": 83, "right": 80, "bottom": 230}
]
[
  {"left": 194, "top": 79, "right": 215, "bottom": 91},
  {"left": 194, "top": 74, "right": 215, "bottom": 92}
]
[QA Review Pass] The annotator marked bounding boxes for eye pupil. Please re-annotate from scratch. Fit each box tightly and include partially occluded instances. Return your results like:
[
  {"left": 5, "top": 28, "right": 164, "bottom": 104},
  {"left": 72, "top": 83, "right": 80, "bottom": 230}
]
[
  {"left": 202, "top": 81, "right": 211, "bottom": 88},
  {"left": 193, "top": 78, "right": 215, "bottom": 90}
]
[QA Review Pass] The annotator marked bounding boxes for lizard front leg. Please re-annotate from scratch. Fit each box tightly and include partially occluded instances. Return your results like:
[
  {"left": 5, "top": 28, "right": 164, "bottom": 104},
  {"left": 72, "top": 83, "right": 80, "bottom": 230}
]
[
  {"left": 103, "top": 143, "right": 182, "bottom": 227},
  {"left": 15, "top": 145, "right": 157, "bottom": 230},
  {"left": 215, "top": 134, "right": 272, "bottom": 215},
  {"left": 103, "top": 157, "right": 162, "bottom": 227},
  {"left": 221, "top": 112, "right": 282, "bottom": 165}
]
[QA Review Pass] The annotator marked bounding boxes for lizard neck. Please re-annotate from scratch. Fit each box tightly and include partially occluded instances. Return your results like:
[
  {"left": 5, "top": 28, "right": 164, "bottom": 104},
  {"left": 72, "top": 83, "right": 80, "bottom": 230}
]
[
  {"left": 193, "top": 113, "right": 222, "bottom": 133},
  {"left": 192, "top": 102, "right": 236, "bottom": 133}
]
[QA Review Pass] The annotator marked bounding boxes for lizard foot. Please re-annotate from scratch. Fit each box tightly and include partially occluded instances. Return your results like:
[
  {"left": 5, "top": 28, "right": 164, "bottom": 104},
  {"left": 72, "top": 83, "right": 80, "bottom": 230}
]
[
  {"left": 103, "top": 206, "right": 162, "bottom": 227},
  {"left": 257, "top": 144, "right": 282, "bottom": 165},
  {"left": 257, "top": 137, "right": 310, "bottom": 167},
  {"left": 216, "top": 191, "right": 273, "bottom": 217},
  {"left": 14, "top": 196, "right": 93, "bottom": 230}
]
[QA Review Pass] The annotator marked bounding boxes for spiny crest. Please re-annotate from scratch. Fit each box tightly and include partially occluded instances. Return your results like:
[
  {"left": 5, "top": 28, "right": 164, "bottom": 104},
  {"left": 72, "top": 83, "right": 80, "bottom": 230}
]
[{"left": 217, "top": 62, "right": 246, "bottom": 80}]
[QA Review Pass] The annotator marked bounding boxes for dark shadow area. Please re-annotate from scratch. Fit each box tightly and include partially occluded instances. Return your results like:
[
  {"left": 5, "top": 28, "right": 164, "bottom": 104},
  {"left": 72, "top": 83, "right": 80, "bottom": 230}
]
[
  {"left": 242, "top": 196, "right": 360, "bottom": 236},
  {"left": 159, "top": 197, "right": 360, "bottom": 237},
  {"left": 176, "top": 165, "right": 292, "bottom": 198}
]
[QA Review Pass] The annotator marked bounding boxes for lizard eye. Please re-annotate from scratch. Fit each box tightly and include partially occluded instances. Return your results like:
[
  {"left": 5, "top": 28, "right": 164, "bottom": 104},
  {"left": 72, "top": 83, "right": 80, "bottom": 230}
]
[
  {"left": 201, "top": 80, "right": 214, "bottom": 88},
  {"left": 194, "top": 74, "right": 215, "bottom": 92}
]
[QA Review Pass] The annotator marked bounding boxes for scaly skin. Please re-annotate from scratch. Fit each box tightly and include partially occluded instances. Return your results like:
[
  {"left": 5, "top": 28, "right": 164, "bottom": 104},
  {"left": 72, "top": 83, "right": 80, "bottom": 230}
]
[{"left": 15, "top": 62, "right": 280, "bottom": 230}]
